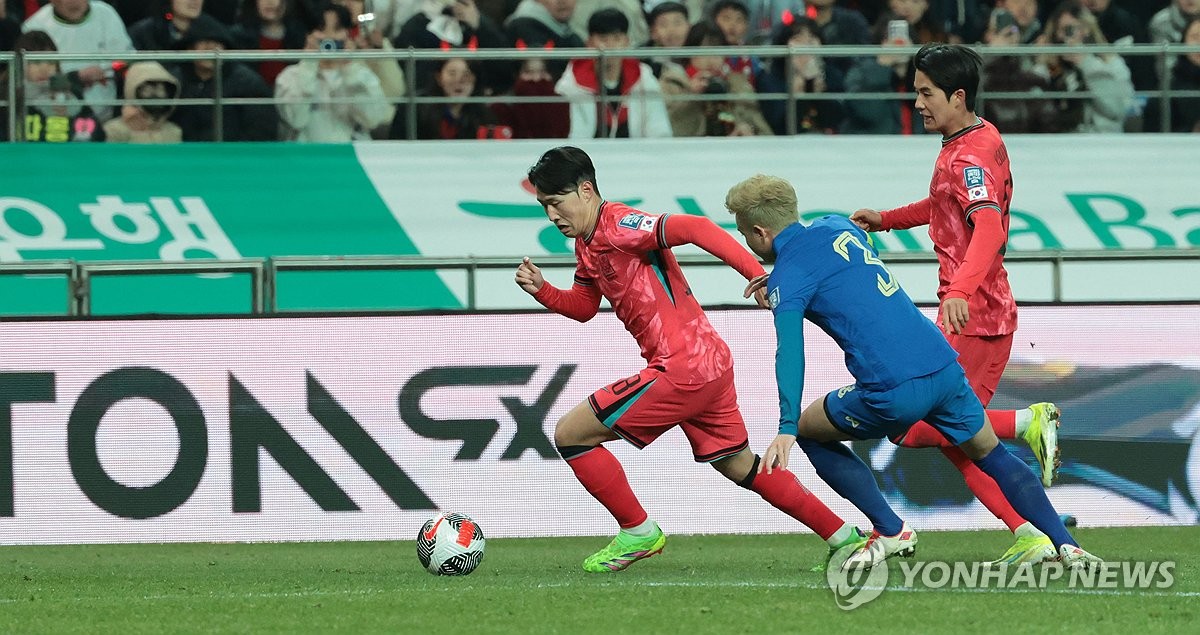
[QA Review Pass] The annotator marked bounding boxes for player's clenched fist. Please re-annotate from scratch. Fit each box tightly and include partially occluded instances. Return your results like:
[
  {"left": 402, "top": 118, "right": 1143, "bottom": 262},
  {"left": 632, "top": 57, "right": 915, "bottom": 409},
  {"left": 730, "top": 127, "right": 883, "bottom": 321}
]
[
  {"left": 850, "top": 209, "right": 884, "bottom": 232},
  {"left": 515, "top": 256, "right": 544, "bottom": 295}
]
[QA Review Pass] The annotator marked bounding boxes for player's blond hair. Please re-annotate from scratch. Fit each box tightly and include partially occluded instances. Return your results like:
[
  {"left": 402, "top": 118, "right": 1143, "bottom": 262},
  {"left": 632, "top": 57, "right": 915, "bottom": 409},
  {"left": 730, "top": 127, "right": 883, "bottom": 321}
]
[{"left": 725, "top": 174, "right": 799, "bottom": 232}]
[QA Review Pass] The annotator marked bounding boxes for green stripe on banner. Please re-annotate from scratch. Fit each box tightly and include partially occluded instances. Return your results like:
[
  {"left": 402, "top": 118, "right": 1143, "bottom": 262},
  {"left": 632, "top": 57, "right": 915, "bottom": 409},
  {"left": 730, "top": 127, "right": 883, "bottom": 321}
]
[{"left": 0, "top": 144, "right": 459, "bottom": 314}]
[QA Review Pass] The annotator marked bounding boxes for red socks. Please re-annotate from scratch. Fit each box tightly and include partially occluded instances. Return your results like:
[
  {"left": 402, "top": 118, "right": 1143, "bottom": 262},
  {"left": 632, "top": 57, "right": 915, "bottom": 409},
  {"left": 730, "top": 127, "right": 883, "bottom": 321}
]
[
  {"left": 900, "top": 410, "right": 1017, "bottom": 448},
  {"left": 749, "top": 467, "right": 845, "bottom": 540},
  {"left": 940, "top": 445, "right": 1027, "bottom": 532},
  {"left": 564, "top": 446, "right": 648, "bottom": 528}
]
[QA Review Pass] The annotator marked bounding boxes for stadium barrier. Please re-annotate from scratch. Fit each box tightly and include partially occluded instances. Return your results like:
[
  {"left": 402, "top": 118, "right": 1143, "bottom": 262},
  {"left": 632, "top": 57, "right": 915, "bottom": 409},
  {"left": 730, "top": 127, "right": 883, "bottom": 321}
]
[
  {"left": 0, "top": 137, "right": 1197, "bottom": 315},
  {"left": 0, "top": 305, "right": 1196, "bottom": 544},
  {"left": 4, "top": 41, "right": 1200, "bottom": 140}
]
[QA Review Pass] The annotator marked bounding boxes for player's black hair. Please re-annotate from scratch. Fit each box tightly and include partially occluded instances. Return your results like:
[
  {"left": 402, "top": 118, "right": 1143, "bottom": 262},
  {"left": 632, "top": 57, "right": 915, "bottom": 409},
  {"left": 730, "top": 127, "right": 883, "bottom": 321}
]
[
  {"left": 528, "top": 146, "right": 601, "bottom": 197},
  {"left": 588, "top": 8, "right": 629, "bottom": 37},
  {"left": 913, "top": 43, "right": 983, "bottom": 111}
]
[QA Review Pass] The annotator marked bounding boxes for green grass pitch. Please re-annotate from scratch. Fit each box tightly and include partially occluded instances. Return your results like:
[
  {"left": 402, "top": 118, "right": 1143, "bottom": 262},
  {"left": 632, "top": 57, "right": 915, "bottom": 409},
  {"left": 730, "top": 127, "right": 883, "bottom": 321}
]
[{"left": 2, "top": 526, "right": 1196, "bottom": 634}]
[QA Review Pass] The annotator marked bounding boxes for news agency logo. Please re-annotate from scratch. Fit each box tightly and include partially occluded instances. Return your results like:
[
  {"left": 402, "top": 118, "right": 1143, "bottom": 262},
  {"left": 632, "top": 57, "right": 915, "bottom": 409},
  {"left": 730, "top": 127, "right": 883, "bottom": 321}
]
[
  {"left": 826, "top": 551, "right": 1177, "bottom": 611},
  {"left": 826, "top": 543, "right": 888, "bottom": 610}
]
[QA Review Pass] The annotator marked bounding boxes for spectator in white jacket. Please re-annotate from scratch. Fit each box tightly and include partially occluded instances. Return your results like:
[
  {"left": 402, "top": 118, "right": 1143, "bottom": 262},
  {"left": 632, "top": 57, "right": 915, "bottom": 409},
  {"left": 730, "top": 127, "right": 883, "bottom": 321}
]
[
  {"left": 555, "top": 8, "right": 672, "bottom": 138},
  {"left": 22, "top": 0, "right": 134, "bottom": 121},
  {"left": 274, "top": 3, "right": 392, "bottom": 142},
  {"left": 1033, "top": 1, "right": 1134, "bottom": 133}
]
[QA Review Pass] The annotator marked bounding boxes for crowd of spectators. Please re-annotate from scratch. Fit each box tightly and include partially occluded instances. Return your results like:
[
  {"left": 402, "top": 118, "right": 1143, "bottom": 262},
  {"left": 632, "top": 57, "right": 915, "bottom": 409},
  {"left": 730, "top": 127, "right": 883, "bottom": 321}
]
[{"left": 1, "top": 0, "right": 1197, "bottom": 142}]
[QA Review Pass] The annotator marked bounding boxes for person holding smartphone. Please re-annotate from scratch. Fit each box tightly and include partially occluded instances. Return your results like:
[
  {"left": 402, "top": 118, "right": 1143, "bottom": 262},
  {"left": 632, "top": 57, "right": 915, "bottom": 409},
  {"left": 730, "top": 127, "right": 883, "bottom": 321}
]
[{"left": 1033, "top": 0, "right": 1134, "bottom": 133}]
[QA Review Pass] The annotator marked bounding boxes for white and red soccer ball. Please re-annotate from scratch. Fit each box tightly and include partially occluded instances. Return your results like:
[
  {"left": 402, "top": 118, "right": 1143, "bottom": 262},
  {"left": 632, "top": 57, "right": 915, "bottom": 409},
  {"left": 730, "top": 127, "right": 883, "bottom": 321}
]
[{"left": 416, "top": 512, "right": 486, "bottom": 576}]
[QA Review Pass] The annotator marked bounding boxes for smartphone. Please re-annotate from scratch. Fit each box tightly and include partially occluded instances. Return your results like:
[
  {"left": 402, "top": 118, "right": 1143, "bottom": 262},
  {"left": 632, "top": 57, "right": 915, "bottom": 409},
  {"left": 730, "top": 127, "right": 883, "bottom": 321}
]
[
  {"left": 887, "top": 19, "right": 911, "bottom": 45},
  {"left": 993, "top": 8, "right": 1016, "bottom": 33}
]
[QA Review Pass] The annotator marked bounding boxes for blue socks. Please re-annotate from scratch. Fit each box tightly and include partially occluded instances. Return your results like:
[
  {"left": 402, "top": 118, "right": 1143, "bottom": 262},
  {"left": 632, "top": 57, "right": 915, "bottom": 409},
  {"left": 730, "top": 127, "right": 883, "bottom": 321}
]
[
  {"left": 796, "top": 437, "right": 904, "bottom": 536},
  {"left": 974, "top": 444, "right": 1078, "bottom": 549}
]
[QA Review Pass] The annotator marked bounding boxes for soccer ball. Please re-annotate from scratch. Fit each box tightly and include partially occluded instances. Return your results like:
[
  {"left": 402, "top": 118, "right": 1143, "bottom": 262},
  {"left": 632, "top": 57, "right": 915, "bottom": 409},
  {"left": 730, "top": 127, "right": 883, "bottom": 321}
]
[{"left": 416, "top": 512, "right": 486, "bottom": 576}]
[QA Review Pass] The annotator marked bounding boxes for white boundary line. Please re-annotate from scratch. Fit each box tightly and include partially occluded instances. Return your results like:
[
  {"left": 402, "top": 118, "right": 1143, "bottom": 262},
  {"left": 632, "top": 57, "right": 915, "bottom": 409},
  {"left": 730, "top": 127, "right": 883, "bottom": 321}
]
[{"left": 4, "top": 581, "right": 1198, "bottom": 605}]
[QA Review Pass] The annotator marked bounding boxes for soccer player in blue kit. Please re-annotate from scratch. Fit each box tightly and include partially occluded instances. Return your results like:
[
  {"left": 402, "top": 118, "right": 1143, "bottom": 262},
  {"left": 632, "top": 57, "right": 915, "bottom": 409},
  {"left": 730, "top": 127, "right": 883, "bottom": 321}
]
[{"left": 724, "top": 174, "right": 1101, "bottom": 569}]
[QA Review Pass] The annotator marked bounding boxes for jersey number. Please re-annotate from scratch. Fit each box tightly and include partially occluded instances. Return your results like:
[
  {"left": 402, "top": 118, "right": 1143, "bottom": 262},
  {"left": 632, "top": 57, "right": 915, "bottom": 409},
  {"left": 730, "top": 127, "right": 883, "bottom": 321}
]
[{"left": 833, "top": 232, "right": 900, "bottom": 297}]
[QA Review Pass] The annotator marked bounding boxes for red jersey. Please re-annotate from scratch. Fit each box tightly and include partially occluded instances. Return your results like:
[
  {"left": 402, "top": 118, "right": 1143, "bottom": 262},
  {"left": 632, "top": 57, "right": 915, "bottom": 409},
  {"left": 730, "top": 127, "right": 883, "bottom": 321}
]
[
  {"left": 537, "top": 202, "right": 763, "bottom": 385},
  {"left": 882, "top": 118, "right": 1017, "bottom": 336}
]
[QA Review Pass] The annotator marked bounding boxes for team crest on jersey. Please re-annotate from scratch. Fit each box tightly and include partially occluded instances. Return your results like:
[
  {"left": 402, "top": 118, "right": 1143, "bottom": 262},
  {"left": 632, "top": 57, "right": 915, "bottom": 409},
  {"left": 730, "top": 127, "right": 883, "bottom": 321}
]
[
  {"left": 768, "top": 287, "right": 780, "bottom": 309},
  {"left": 618, "top": 213, "right": 646, "bottom": 230},
  {"left": 964, "top": 166, "right": 988, "bottom": 201}
]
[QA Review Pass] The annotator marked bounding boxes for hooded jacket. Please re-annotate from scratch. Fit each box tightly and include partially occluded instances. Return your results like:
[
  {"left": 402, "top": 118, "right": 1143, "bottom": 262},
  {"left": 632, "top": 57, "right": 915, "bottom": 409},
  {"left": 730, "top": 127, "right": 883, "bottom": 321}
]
[
  {"left": 505, "top": 0, "right": 584, "bottom": 79},
  {"left": 104, "top": 61, "right": 183, "bottom": 143}
]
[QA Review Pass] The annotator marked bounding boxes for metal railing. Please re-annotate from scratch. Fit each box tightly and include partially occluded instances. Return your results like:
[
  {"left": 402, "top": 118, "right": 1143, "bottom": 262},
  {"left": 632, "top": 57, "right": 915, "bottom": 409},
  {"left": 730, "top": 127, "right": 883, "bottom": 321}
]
[
  {"left": 4, "top": 42, "right": 1200, "bottom": 140},
  {"left": 3, "top": 249, "right": 1195, "bottom": 316}
]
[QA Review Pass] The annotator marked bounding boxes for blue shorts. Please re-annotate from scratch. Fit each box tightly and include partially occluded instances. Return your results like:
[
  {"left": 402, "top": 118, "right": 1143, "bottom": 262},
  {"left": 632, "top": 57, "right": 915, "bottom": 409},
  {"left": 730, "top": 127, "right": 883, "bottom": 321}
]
[{"left": 823, "top": 362, "right": 985, "bottom": 446}]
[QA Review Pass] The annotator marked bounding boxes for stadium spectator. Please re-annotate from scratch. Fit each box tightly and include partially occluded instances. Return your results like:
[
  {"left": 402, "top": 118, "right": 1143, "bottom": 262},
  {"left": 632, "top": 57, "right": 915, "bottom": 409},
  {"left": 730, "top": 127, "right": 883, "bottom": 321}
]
[
  {"left": 170, "top": 14, "right": 280, "bottom": 141},
  {"left": 736, "top": 0, "right": 806, "bottom": 44},
  {"left": 391, "top": 56, "right": 509, "bottom": 138},
  {"left": 6, "top": 29, "right": 104, "bottom": 141},
  {"left": 709, "top": 0, "right": 758, "bottom": 85},
  {"left": 231, "top": 0, "right": 309, "bottom": 88},
  {"left": 274, "top": 3, "right": 392, "bottom": 141},
  {"left": 840, "top": 25, "right": 924, "bottom": 134},
  {"left": 871, "top": 0, "right": 949, "bottom": 45},
  {"left": 658, "top": 20, "right": 771, "bottom": 136},
  {"left": 1082, "top": 0, "right": 1155, "bottom": 92},
  {"left": 1145, "top": 16, "right": 1200, "bottom": 132},
  {"left": 996, "top": 0, "right": 1043, "bottom": 43},
  {"left": 755, "top": 16, "right": 844, "bottom": 135},
  {"left": 3, "top": 0, "right": 41, "bottom": 24},
  {"left": 980, "top": 6, "right": 1057, "bottom": 133},
  {"left": 1150, "top": 0, "right": 1200, "bottom": 45},
  {"left": 128, "top": 0, "right": 207, "bottom": 51},
  {"left": 109, "top": 0, "right": 238, "bottom": 25},
  {"left": 103, "top": 60, "right": 183, "bottom": 142},
  {"left": 1149, "top": 0, "right": 1200, "bottom": 78},
  {"left": 1, "top": 2, "right": 19, "bottom": 52},
  {"left": 641, "top": 1, "right": 688, "bottom": 79},
  {"left": 343, "top": 0, "right": 420, "bottom": 42},
  {"left": 334, "top": 0, "right": 406, "bottom": 126},
  {"left": 393, "top": 0, "right": 512, "bottom": 95},
  {"left": 1032, "top": 0, "right": 1134, "bottom": 133},
  {"left": 571, "top": 0, "right": 647, "bottom": 47},
  {"left": 504, "top": 0, "right": 584, "bottom": 80},
  {"left": 806, "top": 0, "right": 871, "bottom": 75},
  {"left": 22, "top": 0, "right": 135, "bottom": 121},
  {"left": 491, "top": 56, "right": 571, "bottom": 138},
  {"left": 933, "top": 0, "right": 988, "bottom": 44},
  {"left": 515, "top": 146, "right": 864, "bottom": 574},
  {"left": 555, "top": 8, "right": 671, "bottom": 137}
]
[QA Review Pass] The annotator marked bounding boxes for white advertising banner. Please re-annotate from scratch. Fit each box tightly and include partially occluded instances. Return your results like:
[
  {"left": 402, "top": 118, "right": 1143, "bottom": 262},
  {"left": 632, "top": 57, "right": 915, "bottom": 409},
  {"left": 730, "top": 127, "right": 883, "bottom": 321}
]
[
  {"left": 356, "top": 136, "right": 1200, "bottom": 307},
  {"left": 1, "top": 305, "right": 1198, "bottom": 545}
]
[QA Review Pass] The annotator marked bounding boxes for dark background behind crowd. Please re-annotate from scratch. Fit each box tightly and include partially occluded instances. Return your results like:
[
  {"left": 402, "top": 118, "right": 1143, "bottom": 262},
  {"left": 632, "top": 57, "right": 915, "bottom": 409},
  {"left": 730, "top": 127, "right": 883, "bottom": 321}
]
[{"left": 1, "top": 0, "right": 1196, "bottom": 143}]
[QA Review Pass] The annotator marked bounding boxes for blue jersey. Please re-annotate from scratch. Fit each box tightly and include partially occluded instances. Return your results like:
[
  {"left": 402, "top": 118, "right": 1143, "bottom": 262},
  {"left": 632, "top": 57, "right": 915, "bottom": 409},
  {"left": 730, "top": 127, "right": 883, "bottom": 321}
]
[{"left": 768, "top": 216, "right": 959, "bottom": 435}]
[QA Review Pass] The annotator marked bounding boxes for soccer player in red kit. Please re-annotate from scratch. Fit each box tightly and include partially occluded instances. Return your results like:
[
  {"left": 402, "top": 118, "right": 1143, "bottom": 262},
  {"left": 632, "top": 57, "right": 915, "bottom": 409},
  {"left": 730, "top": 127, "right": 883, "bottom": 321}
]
[
  {"left": 515, "top": 146, "right": 863, "bottom": 572},
  {"left": 851, "top": 43, "right": 1062, "bottom": 566}
]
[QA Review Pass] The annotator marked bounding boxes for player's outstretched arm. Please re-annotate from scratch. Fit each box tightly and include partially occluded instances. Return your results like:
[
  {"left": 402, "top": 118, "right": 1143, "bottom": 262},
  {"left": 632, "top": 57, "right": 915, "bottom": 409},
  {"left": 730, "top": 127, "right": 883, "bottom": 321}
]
[
  {"left": 850, "top": 209, "right": 884, "bottom": 232},
  {"left": 516, "top": 257, "right": 603, "bottom": 323},
  {"left": 877, "top": 199, "right": 934, "bottom": 231},
  {"left": 662, "top": 213, "right": 766, "bottom": 279}
]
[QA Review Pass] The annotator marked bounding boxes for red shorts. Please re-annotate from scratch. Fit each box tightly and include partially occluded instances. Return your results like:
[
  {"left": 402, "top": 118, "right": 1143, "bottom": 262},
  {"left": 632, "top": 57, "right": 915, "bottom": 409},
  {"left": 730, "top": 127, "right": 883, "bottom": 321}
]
[
  {"left": 587, "top": 367, "right": 749, "bottom": 462},
  {"left": 945, "top": 332, "right": 1014, "bottom": 407}
]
